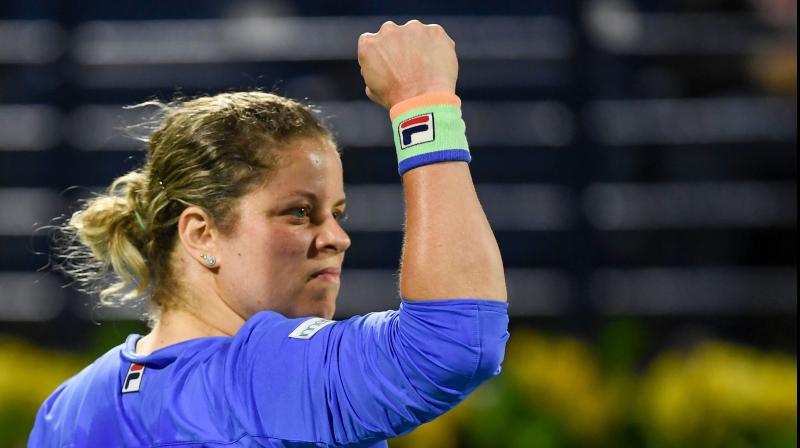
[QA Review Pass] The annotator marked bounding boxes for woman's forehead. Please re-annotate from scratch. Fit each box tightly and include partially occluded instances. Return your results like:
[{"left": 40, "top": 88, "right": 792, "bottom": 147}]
[
  {"left": 276, "top": 141, "right": 341, "bottom": 179},
  {"left": 250, "top": 140, "right": 344, "bottom": 200}
]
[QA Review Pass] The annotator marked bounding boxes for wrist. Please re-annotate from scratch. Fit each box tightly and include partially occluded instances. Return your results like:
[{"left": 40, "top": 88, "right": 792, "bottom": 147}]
[
  {"left": 387, "top": 84, "right": 456, "bottom": 109},
  {"left": 390, "top": 93, "right": 470, "bottom": 176},
  {"left": 389, "top": 92, "right": 461, "bottom": 121}
]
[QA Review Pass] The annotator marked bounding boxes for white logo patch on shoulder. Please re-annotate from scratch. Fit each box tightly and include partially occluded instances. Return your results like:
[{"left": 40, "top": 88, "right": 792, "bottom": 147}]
[{"left": 289, "top": 318, "right": 336, "bottom": 340}]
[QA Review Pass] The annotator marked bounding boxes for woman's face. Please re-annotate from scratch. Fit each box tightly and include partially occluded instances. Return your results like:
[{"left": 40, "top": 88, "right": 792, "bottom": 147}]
[{"left": 215, "top": 137, "right": 350, "bottom": 320}]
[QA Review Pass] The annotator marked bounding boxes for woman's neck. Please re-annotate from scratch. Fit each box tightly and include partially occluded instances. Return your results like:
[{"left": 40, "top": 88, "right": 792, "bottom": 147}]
[{"left": 135, "top": 304, "right": 245, "bottom": 355}]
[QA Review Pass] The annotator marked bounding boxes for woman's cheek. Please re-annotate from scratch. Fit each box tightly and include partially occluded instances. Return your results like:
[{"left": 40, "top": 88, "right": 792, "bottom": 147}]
[{"left": 271, "top": 227, "right": 311, "bottom": 259}]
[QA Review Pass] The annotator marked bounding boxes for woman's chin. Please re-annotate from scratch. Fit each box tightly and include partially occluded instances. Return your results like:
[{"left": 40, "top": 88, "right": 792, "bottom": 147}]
[
  {"left": 320, "top": 301, "right": 337, "bottom": 320},
  {"left": 295, "top": 295, "right": 337, "bottom": 319}
]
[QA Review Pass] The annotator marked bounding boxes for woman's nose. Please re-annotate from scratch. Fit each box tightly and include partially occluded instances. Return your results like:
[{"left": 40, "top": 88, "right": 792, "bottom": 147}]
[{"left": 317, "top": 215, "right": 351, "bottom": 253}]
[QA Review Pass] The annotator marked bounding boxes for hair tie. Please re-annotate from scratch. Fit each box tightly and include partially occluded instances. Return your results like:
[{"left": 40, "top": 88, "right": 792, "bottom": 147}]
[{"left": 133, "top": 211, "right": 147, "bottom": 231}]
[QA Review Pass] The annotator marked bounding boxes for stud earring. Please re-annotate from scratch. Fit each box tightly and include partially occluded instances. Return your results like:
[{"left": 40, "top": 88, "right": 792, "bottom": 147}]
[{"left": 200, "top": 254, "right": 216, "bottom": 267}]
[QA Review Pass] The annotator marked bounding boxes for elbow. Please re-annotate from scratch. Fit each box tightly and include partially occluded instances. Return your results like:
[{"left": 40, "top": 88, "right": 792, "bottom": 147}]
[
  {"left": 423, "top": 327, "right": 509, "bottom": 397},
  {"left": 418, "top": 321, "right": 510, "bottom": 394},
  {"left": 397, "top": 299, "right": 510, "bottom": 400},
  {"left": 469, "top": 328, "right": 510, "bottom": 385}
]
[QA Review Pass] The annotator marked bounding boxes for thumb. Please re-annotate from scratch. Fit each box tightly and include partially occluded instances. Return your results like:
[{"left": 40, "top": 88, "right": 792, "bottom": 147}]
[{"left": 364, "top": 86, "right": 385, "bottom": 108}]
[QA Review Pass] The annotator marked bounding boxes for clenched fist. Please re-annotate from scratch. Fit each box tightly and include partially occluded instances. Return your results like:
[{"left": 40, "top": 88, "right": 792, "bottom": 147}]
[{"left": 357, "top": 20, "right": 458, "bottom": 110}]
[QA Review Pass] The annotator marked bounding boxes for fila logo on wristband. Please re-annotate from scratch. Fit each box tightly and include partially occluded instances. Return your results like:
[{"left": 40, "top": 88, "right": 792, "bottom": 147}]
[{"left": 398, "top": 113, "right": 435, "bottom": 149}]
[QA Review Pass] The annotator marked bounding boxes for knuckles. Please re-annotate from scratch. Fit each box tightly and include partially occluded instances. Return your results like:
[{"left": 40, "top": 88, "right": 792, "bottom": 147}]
[
  {"left": 358, "top": 32, "right": 374, "bottom": 46},
  {"left": 361, "top": 20, "right": 454, "bottom": 52},
  {"left": 373, "top": 19, "right": 444, "bottom": 35},
  {"left": 357, "top": 33, "right": 373, "bottom": 58}
]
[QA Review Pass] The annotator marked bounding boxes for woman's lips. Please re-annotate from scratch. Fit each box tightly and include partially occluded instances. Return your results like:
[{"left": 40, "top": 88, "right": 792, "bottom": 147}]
[{"left": 311, "top": 268, "right": 341, "bottom": 284}]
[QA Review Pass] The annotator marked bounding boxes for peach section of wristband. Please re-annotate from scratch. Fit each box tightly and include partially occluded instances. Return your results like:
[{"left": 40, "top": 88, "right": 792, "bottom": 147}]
[{"left": 389, "top": 92, "right": 462, "bottom": 121}]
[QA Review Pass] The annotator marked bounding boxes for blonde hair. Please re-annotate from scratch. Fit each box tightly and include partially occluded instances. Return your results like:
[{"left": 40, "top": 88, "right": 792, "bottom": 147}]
[{"left": 56, "top": 91, "right": 335, "bottom": 319}]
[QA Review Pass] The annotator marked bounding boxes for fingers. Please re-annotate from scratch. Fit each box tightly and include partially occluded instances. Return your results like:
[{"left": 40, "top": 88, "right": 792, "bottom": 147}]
[
  {"left": 359, "top": 21, "right": 455, "bottom": 53},
  {"left": 357, "top": 19, "right": 458, "bottom": 108},
  {"left": 361, "top": 19, "right": 451, "bottom": 36},
  {"left": 364, "top": 86, "right": 384, "bottom": 108},
  {"left": 422, "top": 22, "right": 456, "bottom": 47}
]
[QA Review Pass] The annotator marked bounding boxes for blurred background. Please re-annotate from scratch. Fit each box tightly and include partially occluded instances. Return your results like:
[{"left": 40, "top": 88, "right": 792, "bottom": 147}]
[{"left": 0, "top": 0, "right": 796, "bottom": 447}]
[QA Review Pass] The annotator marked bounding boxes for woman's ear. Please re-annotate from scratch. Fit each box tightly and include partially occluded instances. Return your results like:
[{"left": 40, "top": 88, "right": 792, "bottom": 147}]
[{"left": 177, "top": 206, "right": 220, "bottom": 268}]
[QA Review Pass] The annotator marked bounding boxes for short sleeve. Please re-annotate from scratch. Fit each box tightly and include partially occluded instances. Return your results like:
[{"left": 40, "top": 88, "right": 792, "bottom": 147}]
[{"left": 225, "top": 298, "right": 509, "bottom": 446}]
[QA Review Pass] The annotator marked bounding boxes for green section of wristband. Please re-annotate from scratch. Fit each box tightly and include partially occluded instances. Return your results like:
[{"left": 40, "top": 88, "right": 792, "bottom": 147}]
[{"left": 392, "top": 104, "right": 469, "bottom": 164}]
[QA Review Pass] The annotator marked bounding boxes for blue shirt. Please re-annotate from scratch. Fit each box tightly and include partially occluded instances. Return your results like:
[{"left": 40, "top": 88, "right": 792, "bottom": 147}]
[{"left": 29, "top": 298, "right": 509, "bottom": 447}]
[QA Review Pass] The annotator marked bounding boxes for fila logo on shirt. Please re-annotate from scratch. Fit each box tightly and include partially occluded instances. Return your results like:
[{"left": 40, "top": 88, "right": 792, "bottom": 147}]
[
  {"left": 289, "top": 318, "right": 336, "bottom": 340},
  {"left": 121, "top": 363, "right": 145, "bottom": 393},
  {"left": 398, "top": 113, "right": 435, "bottom": 149}
]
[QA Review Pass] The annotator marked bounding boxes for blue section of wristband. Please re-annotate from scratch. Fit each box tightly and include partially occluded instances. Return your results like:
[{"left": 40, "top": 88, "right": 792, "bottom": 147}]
[{"left": 397, "top": 149, "right": 472, "bottom": 176}]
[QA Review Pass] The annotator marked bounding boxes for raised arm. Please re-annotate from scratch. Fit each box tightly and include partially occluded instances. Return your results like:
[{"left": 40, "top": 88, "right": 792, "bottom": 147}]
[{"left": 358, "top": 20, "right": 507, "bottom": 302}]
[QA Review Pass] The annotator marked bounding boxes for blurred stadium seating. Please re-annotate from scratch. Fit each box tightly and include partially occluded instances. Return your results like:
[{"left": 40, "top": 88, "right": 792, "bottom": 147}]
[{"left": 0, "top": 0, "right": 796, "bottom": 447}]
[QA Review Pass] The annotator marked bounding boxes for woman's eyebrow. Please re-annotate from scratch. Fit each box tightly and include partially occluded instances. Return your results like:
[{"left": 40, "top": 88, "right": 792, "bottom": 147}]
[{"left": 286, "top": 190, "right": 346, "bottom": 206}]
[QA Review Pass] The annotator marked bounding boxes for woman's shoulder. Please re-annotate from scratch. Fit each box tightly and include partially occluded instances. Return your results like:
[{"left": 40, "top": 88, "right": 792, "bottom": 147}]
[
  {"left": 32, "top": 341, "right": 128, "bottom": 431},
  {"left": 63, "top": 340, "right": 128, "bottom": 392},
  {"left": 236, "top": 308, "right": 401, "bottom": 343}
]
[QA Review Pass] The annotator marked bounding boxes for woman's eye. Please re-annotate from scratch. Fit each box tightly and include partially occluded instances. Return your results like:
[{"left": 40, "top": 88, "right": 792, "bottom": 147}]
[
  {"left": 333, "top": 210, "right": 348, "bottom": 222},
  {"left": 291, "top": 207, "right": 309, "bottom": 219}
]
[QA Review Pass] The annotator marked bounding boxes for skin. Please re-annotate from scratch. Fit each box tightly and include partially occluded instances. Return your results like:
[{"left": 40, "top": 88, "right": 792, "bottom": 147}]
[
  {"left": 137, "top": 19, "right": 506, "bottom": 354},
  {"left": 358, "top": 20, "right": 506, "bottom": 301},
  {"left": 358, "top": 20, "right": 458, "bottom": 109},
  {"left": 136, "top": 138, "right": 350, "bottom": 354}
]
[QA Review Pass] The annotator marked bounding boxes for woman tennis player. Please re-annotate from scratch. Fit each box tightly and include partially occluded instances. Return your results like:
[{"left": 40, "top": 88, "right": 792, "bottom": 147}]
[{"left": 29, "top": 20, "right": 509, "bottom": 447}]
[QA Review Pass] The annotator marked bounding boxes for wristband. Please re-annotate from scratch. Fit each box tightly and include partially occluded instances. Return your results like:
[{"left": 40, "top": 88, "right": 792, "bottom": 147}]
[{"left": 389, "top": 93, "right": 471, "bottom": 176}]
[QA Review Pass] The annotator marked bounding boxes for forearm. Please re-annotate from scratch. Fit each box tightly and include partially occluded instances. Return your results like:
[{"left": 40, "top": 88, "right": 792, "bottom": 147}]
[
  {"left": 357, "top": 21, "right": 506, "bottom": 301},
  {"left": 400, "top": 161, "right": 507, "bottom": 301}
]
